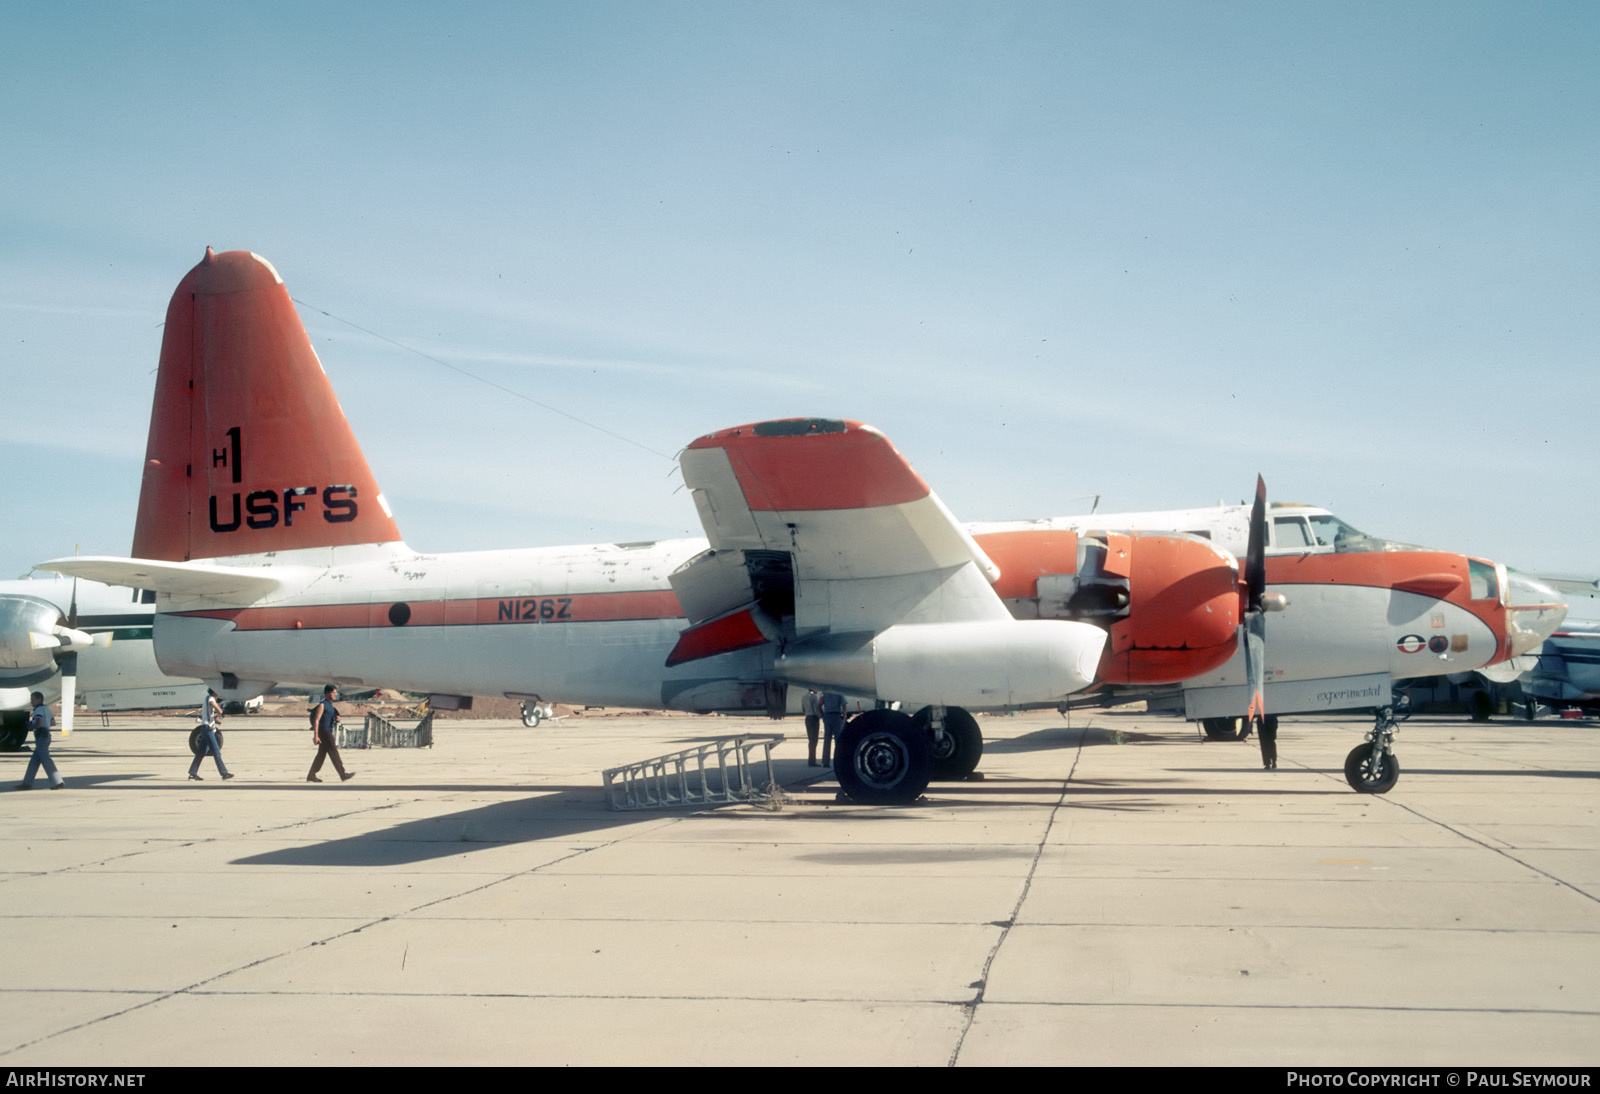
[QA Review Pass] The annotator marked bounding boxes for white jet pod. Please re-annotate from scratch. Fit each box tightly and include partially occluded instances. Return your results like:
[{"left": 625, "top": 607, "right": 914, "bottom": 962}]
[{"left": 775, "top": 618, "right": 1107, "bottom": 709}]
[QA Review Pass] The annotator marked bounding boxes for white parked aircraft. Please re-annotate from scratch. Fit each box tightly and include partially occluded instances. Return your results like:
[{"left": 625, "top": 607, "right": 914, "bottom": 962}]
[
  {"left": 39, "top": 249, "right": 1566, "bottom": 800},
  {"left": 0, "top": 574, "right": 211, "bottom": 749}
]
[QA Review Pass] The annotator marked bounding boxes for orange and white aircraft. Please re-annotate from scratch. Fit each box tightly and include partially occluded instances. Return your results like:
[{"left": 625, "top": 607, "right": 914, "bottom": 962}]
[{"left": 39, "top": 249, "right": 1567, "bottom": 801}]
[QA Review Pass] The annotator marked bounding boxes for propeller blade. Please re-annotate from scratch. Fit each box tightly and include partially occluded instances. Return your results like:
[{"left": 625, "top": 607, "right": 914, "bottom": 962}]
[
  {"left": 58, "top": 650, "right": 76, "bottom": 737},
  {"left": 1245, "top": 474, "right": 1266, "bottom": 611},
  {"left": 1243, "top": 609, "right": 1266, "bottom": 724},
  {"left": 1242, "top": 475, "right": 1268, "bottom": 726}
]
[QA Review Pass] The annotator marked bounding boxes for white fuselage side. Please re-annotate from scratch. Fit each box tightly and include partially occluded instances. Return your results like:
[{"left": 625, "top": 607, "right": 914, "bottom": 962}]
[
  {"left": 147, "top": 515, "right": 1513, "bottom": 716},
  {"left": 152, "top": 538, "right": 774, "bottom": 712}
]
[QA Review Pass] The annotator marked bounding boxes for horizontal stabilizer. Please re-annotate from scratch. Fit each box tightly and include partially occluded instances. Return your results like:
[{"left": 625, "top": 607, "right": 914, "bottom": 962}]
[{"left": 36, "top": 556, "right": 288, "bottom": 600}]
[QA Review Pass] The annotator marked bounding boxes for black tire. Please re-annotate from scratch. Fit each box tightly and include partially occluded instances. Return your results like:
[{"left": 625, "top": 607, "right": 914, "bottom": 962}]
[
  {"left": 1344, "top": 743, "right": 1399, "bottom": 794},
  {"left": 188, "top": 725, "right": 224, "bottom": 756},
  {"left": 520, "top": 703, "right": 542, "bottom": 728},
  {"left": 1470, "top": 692, "right": 1492, "bottom": 722},
  {"left": 1201, "top": 717, "right": 1241, "bottom": 741},
  {"left": 834, "top": 709, "right": 932, "bottom": 805},
  {"left": 0, "top": 711, "right": 28, "bottom": 752},
  {"left": 913, "top": 706, "right": 983, "bottom": 781}
]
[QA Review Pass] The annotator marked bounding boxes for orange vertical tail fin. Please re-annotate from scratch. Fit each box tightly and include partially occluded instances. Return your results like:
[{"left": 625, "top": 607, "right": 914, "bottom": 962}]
[{"left": 133, "top": 249, "right": 403, "bottom": 561}]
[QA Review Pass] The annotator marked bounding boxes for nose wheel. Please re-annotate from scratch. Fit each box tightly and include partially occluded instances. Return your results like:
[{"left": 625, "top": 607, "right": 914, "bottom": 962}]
[{"left": 1344, "top": 705, "right": 1403, "bottom": 793}]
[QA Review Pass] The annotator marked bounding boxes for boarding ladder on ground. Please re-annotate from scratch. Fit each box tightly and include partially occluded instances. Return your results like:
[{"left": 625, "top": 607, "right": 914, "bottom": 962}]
[
  {"left": 340, "top": 711, "right": 436, "bottom": 749},
  {"left": 603, "top": 734, "right": 785, "bottom": 810}
]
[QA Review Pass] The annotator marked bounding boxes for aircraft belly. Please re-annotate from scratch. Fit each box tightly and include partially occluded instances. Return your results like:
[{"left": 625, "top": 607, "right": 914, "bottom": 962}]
[
  {"left": 1184, "top": 673, "right": 1392, "bottom": 719},
  {"left": 161, "top": 613, "right": 718, "bottom": 710}
]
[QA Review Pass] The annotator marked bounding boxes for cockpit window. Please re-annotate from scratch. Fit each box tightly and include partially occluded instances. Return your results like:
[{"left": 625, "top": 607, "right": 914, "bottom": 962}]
[
  {"left": 1469, "top": 559, "right": 1499, "bottom": 601},
  {"left": 1308, "top": 514, "right": 1364, "bottom": 548}
]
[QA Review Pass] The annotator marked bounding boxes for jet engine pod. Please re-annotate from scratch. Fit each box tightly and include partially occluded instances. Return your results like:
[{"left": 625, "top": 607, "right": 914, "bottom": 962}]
[
  {"left": 0, "top": 596, "right": 72, "bottom": 687},
  {"left": 777, "top": 619, "right": 1108, "bottom": 708}
]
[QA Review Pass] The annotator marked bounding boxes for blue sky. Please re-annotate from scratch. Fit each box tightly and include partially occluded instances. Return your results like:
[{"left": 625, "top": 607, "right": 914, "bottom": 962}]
[{"left": 4, "top": 2, "right": 1597, "bottom": 597}]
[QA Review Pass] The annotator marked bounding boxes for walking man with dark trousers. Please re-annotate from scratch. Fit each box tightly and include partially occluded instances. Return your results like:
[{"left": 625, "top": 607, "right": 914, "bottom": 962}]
[{"left": 307, "top": 684, "right": 354, "bottom": 783}]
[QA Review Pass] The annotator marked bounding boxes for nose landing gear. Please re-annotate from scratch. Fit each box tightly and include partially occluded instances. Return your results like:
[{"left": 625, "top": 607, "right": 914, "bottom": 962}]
[{"left": 1344, "top": 705, "right": 1404, "bottom": 793}]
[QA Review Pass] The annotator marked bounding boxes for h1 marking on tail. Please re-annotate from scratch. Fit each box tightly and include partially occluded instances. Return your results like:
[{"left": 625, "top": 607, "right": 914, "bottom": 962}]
[{"left": 206, "top": 427, "right": 360, "bottom": 533}]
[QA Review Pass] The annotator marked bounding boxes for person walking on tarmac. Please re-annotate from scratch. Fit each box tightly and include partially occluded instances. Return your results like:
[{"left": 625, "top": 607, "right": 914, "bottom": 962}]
[
  {"left": 307, "top": 684, "right": 354, "bottom": 783},
  {"left": 188, "top": 688, "right": 234, "bottom": 781},
  {"left": 16, "top": 691, "right": 64, "bottom": 790}
]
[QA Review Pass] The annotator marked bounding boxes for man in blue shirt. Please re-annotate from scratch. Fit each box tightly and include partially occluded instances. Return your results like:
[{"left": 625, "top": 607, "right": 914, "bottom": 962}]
[{"left": 17, "top": 691, "right": 64, "bottom": 790}]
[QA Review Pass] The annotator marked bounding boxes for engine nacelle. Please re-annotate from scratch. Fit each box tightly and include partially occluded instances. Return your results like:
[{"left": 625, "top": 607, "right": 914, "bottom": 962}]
[
  {"left": 775, "top": 619, "right": 1107, "bottom": 708},
  {"left": 0, "top": 596, "right": 68, "bottom": 687},
  {"left": 975, "top": 528, "right": 1244, "bottom": 685}
]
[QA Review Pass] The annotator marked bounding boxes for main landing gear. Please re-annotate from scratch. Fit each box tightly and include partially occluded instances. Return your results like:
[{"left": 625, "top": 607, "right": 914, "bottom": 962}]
[
  {"left": 1344, "top": 705, "right": 1404, "bottom": 793},
  {"left": 833, "top": 704, "right": 984, "bottom": 804},
  {"left": 1200, "top": 717, "right": 1242, "bottom": 741},
  {"left": 912, "top": 705, "right": 983, "bottom": 781}
]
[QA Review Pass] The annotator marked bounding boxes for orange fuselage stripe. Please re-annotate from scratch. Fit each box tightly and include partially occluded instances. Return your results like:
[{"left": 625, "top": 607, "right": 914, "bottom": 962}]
[{"left": 174, "top": 590, "right": 685, "bottom": 631}]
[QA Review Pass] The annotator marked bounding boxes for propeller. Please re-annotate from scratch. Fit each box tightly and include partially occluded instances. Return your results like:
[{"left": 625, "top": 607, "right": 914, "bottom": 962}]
[
  {"left": 1241, "top": 475, "right": 1287, "bottom": 735},
  {"left": 60, "top": 578, "right": 79, "bottom": 737},
  {"left": 41, "top": 576, "right": 110, "bottom": 738},
  {"left": 1242, "top": 476, "right": 1268, "bottom": 731}
]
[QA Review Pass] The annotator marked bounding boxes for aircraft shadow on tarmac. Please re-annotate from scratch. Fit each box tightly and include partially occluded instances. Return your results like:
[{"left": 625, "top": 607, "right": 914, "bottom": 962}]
[
  {"left": 230, "top": 784, "right": 649, "bottom": 868},
  {"left": 185, "top": 747, "right": 1600, "bottom": 870},
  {"left": 982, "top": 724, "right": 1172, "bottom": 753}
]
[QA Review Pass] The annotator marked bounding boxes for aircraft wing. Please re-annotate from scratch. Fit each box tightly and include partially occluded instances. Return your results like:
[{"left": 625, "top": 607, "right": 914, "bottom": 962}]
[
  {"left": 670, "top": 418, "right": 1107, "bottom": 708},
  {"left": 36, "top": 556, "right": 288, "bottom": 600},
  {"left": 677, "top": 418, "right": 1008, "bottom": 634},
  {"left": 1535, "top": 573, "right": 1600, "bottom": 600}
]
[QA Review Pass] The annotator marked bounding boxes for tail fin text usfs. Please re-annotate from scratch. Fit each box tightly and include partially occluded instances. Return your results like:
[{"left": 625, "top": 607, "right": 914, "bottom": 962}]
[{"left": 133, "top": 249, "right": 403, "bottom": 562}]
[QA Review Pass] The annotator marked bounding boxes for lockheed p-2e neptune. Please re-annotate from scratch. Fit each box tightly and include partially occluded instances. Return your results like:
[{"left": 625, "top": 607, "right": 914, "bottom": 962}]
[{"left": 40, "top": 249, "right": 1566, "bottom": 802}]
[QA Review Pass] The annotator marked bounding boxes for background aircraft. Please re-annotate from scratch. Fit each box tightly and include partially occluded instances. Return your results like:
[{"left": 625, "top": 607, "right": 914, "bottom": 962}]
[
  {"left": 41, "top": 249, "right": 1567, "bottom": 801},
  {"left": 0, "top": 573, "right": 211, "bottom": 747}
]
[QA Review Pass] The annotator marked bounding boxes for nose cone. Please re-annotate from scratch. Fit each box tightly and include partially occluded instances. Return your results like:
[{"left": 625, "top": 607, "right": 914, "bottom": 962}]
[{"left": 1505, "top": 571, "right": 1568, "bottom": 657}]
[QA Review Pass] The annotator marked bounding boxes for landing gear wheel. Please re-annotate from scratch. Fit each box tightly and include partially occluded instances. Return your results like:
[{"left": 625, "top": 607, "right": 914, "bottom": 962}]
[
  {"left": 520, "top": 701, "right": 543, "bottom": 728},
  {"left": 189, "top": 726, "right": 223, "bottom": 756},
  {"left": 1344, "top": 743, "right": 1399, "bottom": 794},
  {"left": 834, "top": 709, "right": 932, "bottom": 805},
  {"left": 913, "top": 706, "right": 983, "bottom": 781},
  {"left": 1201, "top": 717, "right": 1241, "bottom": 741}
]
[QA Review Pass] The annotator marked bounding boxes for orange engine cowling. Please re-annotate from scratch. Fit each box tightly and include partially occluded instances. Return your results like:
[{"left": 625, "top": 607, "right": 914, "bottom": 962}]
[{"left": 975, "top": 529, "right": 1242, "bottom": 685}]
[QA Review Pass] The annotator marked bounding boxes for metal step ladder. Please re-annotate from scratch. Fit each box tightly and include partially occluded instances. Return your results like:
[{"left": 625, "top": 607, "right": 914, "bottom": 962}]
[
  {"left": 340, "top": 711, "right": 436, "bottom": 749},
  {"left": 603, "top": 734, "right": 784, "bottom": 810}
]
